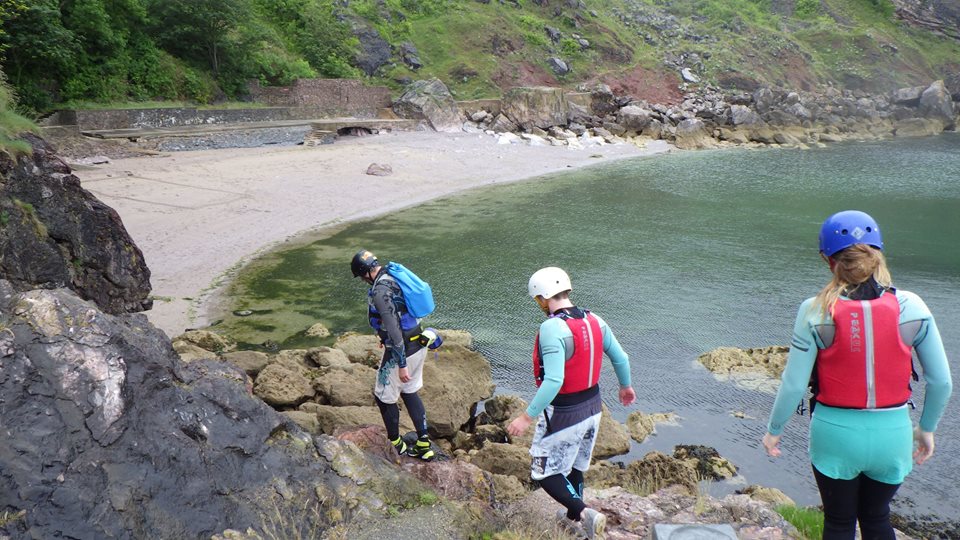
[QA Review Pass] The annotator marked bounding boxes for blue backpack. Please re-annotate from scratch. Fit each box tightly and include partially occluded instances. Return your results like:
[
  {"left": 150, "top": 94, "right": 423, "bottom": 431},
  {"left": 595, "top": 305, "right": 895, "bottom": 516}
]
[{"left": 385, "top": 262, "right": 435, "bottom": 318}]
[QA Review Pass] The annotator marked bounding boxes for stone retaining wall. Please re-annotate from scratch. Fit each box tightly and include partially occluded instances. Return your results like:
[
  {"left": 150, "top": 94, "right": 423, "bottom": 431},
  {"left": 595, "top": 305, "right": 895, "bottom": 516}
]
[
  {"left": 71, "top": 107, "right": 347, "bottom": 131},
  {"left": 247, "top": 78, "right": 392, "bottom": 115}
]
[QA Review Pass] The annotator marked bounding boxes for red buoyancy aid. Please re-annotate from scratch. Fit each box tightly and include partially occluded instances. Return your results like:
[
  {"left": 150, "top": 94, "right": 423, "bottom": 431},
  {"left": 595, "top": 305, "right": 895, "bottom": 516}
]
[
  {"left": 533, "top": 310, "right": 603, "bottom": 394},
  {"left": 815, "top": 292, "right": 913, "bottom": 409}
]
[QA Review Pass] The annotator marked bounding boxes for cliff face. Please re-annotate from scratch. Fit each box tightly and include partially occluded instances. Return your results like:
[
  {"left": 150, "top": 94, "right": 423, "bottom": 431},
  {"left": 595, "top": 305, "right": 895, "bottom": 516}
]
[
  {"left": 0, "top": 134, "right": 152, "bottom": 314},
  {"left": 894, "top": 0, "right": 960, "bottom": 41},
  {"left": 0, "top": 281, "right": 440, "bottom": 539}
]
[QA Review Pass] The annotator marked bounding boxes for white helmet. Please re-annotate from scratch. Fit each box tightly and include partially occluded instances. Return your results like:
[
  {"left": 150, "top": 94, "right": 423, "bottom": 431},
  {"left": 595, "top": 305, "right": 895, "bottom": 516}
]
[{"left": 528, "top": 267, "right": 572, "bottom": 299}]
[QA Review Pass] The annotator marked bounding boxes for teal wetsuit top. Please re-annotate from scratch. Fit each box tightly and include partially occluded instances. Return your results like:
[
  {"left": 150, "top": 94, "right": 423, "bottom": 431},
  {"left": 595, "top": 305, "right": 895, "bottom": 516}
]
[
  {"left": 526, "top": 311, "right": 632, "bottom": 418},
  {"left": 767, "top": 288, "right": 952, "bottom": 483}
]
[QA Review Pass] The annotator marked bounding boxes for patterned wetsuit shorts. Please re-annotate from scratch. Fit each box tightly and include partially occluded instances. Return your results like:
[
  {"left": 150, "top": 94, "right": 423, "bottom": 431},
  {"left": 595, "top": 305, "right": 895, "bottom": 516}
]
[
  {"left": 374, "top": 347, "right": 427, "bottom": 404},
  {"left": 529, "top": 391, "right": 603, "bottom": 481}
]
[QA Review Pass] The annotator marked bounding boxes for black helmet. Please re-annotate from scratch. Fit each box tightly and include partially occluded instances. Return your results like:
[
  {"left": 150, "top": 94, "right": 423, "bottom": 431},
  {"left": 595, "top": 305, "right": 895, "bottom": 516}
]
[{"left": 350, "top": 249, "right": 379, "bottom": 277}]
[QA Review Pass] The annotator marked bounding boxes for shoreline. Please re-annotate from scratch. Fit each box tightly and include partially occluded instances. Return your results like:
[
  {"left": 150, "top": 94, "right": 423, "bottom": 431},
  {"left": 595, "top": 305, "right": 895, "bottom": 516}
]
[{"left": 74, "top": 131, "right": 674, "bottom": 337}]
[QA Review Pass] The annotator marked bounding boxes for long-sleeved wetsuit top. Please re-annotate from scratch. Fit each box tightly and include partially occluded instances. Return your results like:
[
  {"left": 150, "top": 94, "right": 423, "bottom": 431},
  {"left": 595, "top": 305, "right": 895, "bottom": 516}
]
[
  {"left": 368, "top": 272, "right": 417, "bottom": 369},
  {"left": 768, "top": 288, "right": 952, "bottom": 435},
  {"left": 526, "top": 311, "right": 632, "bottom": 418}
]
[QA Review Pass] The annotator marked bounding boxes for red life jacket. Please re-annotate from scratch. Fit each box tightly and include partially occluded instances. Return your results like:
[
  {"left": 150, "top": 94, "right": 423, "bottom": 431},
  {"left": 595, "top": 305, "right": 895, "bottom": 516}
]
[
  {"left": 815, "top": 292, "right": 913, "bottom": 409},
  {"left": 533, "top": 309, "right": 603, "bottom": 394}
]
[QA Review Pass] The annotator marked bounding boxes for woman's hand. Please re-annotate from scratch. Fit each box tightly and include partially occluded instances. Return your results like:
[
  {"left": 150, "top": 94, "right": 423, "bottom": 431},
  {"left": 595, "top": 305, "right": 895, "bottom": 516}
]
[
  {"left": 762, "top": 432, "right": 782, "bottom": 457},
  {"left": 913, "top": 428, "right": 935, "bottom": 465}
]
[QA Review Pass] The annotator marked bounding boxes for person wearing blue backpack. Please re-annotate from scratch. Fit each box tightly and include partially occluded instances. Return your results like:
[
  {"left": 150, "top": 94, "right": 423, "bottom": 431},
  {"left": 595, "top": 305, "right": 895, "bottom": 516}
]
[
  {"left": 763, "top": 211, "right": 952, "bottom": 539},
  {"left": 351, "top": 249, "right": 439, "bottom": 461}
]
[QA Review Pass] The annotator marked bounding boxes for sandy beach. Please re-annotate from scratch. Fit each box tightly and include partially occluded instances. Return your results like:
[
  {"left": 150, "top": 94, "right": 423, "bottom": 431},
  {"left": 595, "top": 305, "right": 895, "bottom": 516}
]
[{"left": 74, "top": 131, "right": 673, "bottom": 337}]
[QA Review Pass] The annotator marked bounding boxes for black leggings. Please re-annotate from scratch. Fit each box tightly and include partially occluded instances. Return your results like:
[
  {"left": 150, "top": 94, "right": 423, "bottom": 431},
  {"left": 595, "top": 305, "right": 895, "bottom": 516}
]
[
  {"left": 374, "top": 393, "right": 429, "bottom": 441},
  {"left": 539, "top": 468, "right": 586, "bottom": 520},
  {"left": 813, "top": 465, "right": 901, "bottom": 540}
]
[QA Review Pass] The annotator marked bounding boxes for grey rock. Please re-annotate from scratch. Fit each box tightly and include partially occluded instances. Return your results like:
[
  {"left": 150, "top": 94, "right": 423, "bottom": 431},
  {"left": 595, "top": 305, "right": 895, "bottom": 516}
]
[
  {"left": 501, "top": 87, "right": 568, "bottom": 130},
  {"left": 545, "top": 26, "right": 562, "bottom": 43},
  {"left": 398, "top": 41, "right": 423, "bottom": 70},
  {"left": 392, "top": 79, "right": 464, "bottom": 133},
  {"left": 681, "top": 68, "right": 700, "bottom": 83},
  {"left": 730, "top": 104, "right": 762, "bottom": 126},
  {"left": 919, "top": 80, "right": 956, "bottom": 125},
  {"left": 547, "top": 57, "right": 570, "bottom": 75},
  {"left": 890, "top": 85, "right": 926, "bottom": 106},
  {"left": 351, "top": 20, "right": 391, "bottom": 76},
  {"left": 0, "top": 134, "right": 152, "bottom": 314},
  {"left": 618, "top": 105, "right": 653, "bottom": 132},
  {"left": 0, "top": 284, "right": 397, "bottom": 539},
  {"left": 365, "top": 163, "right": 393, "bottom": 176}
]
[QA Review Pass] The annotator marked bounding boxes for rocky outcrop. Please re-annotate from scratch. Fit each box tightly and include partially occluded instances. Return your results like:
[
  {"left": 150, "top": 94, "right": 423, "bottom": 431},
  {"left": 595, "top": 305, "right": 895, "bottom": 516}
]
[
  {"left": 471, "top": 78, "right": 958, "bottom": 152},
  {"left": 350, "top": 19, "right": 391, "bottom": 76},
  {"left": 393, "top": 79, "right": 464, "bottom": 132},
  {"left": 0, "top": 282, "right": 429, "bottom": 539},
  {"left": 0, "top": 134, "right": 152, "bottom": 314},
  {"left": 626, "top": 411, "right": 679, "bottom": 443},
  {"left": 501, "top": 86, "right": 569, "bottom": 130},
  {"left": 893, "top": 0, "right": 960, "bottom": 41},
  {"left": 698, "top": 345, "right": 791, "bottom": 395},
  {"left": 698, "top": 346, "right": 789, "bottom": 379}
]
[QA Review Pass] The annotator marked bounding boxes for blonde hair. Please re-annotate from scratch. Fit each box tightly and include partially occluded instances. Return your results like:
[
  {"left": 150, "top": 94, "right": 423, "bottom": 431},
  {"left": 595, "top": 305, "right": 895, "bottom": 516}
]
[{"left": 812, "top": 244, "right": 892, "bottom": 317}]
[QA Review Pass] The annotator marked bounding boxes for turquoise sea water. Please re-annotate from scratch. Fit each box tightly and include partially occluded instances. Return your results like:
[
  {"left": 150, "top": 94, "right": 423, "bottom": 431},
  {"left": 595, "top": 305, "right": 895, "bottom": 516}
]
[{"left": 221, "top": 134, "right": 960, "bottom": 519}]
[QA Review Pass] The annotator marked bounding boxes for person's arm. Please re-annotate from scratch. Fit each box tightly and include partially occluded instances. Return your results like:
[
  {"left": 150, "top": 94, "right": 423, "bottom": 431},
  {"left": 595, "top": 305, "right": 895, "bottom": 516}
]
[
  {"left": 372, "top": 279, "right": 407, "bottom": 368},
  {"left": 595, "top": 314, "right": 631, "bottom": 387},
  {"left": 900, "top": 291, "right": 952, "bottom": 434},
  {"left": 767, "top": 299, "right": 819, "bottom": 436},
  {"left": 595, "top": 315, "right": 635, "bottom": 405}
]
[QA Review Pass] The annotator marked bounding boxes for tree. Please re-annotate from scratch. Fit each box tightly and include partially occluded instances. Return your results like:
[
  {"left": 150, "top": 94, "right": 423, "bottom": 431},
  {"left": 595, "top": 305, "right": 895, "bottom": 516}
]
[
  {"left": 148, "top": 0, "right": 249, "bottom": 76},
  {"left": 254, "top": 0, "right": 359, "bottom": 78}
]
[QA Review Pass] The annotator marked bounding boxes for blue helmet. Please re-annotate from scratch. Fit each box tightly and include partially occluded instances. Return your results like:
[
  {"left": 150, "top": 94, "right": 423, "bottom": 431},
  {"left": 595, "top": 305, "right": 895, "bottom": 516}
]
[{"left": 818, "top": 210, "right": 883, "bottom": 257}]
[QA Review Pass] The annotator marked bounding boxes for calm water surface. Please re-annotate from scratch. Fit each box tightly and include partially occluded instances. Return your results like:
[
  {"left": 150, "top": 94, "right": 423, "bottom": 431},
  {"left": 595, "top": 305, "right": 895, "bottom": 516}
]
[{"left": 220, "top": 134, "right": 960, "bottom": 519}]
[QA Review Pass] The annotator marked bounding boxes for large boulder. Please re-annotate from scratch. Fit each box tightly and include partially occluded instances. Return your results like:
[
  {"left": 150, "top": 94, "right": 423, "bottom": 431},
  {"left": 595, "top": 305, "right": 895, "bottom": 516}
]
[
  {"left": 674, "top": 118, "right": 717, "bottom": 150},
  {"left": 730, "top": 104, "right": 763, "bottom": 126},
  {"left": 0, "top": 134, "right": 151, "bottom": 314},
  {"left": 333, "top": 332, "right": 382, "bottom": 367},
  {"left": 467, "top": 442, "right": 532, "bottom": 482},
  {"left": 594, "top": 403, "right": 631, "bottom": 459},
  {"left": 617, "top": 105, "right": 653, "bottom": 132},
  {"left": 918, "top": 80, "right": 956, "bottom": 126},
  {"left": 392, "top": 79, "right": 464, "bottom": 133},
  {"left": 313, "top": 364, "right": 377, "bottom": 406},
  {"left": 890, "top": 85, "right": 926, "bottom": 106},
  {"left": 501, "top": 87, "right": 569, "bottom": 130},
  {"left": 253, "top": 363, "right": 316, "bottom": 407},
  {"left": 421, "top": 344, "right": 495, "bottom": 437},
  {"left": 0, "top": 282, "right": 415, "bottom": 539}
]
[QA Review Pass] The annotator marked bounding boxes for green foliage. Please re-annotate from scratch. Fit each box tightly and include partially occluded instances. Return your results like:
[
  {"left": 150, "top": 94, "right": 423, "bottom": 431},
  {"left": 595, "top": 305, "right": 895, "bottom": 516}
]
[
  {"left": 559, "top": 38, "right": 582, "bottom": 57},
  {"left": 0, "top": 72, "right": 35, "bottom": 155},
  {"left": 775, "top": 505, "right": 824, "bottom": 540},
  {"left": 794, "top": 0, "right": 820, "bottom": 19},
  {"left": 863, "top": 0, "right": 894, "bottom": 18},
  {"left": 418, "top": 490, "right": 439, "bottom": 505}
]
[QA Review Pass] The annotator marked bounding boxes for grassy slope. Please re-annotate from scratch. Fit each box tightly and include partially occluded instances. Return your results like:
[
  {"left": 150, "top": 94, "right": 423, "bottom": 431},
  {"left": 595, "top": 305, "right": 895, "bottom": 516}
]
[{"left": 346, "top": 0, "right": 960, "bottom": 100}]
